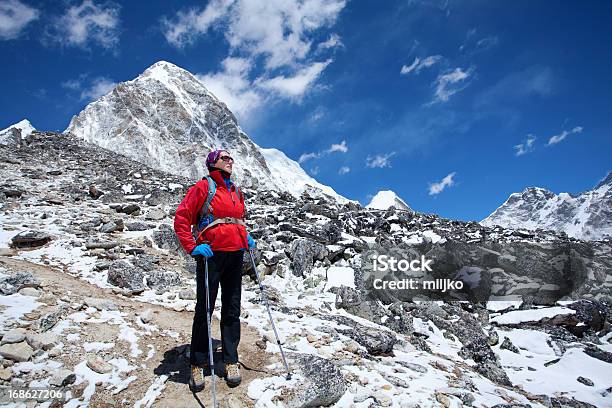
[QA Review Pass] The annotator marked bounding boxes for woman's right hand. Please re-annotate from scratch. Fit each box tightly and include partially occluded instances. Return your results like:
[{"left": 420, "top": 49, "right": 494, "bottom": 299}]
[{"left": 191, "top": 244, "right": 213, "bottom": 258}]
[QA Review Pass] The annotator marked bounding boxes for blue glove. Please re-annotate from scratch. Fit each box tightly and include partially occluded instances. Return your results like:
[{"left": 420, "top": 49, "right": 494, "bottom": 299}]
[
  {"left": 191, "top": 244, "right": 213, "bottom": 258},
  {"left": 247, "top": 234, "right": 256, "bottom": 249}
]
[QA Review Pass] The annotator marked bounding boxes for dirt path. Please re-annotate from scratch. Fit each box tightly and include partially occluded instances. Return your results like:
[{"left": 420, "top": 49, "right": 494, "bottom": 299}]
[{"left": 0, "top": 257, "right": 275, "bottom": 407}]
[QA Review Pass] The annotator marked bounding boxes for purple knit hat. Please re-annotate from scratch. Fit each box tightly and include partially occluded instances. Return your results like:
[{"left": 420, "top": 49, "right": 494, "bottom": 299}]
[{"left": 206, "top": 149, "right": 225, "bottom": 169}]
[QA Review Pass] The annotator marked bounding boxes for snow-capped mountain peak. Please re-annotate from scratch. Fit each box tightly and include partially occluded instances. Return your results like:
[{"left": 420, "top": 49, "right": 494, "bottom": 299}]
[
  {"left": 0, "top": 119, "right": 35, "bottom": 145},
  {"left": 366, "top": 190, "right": 412, "bottom": 211},
  {"left": 65, "top": 60, "right": 349, "bottom": 203},
  {"left": 594, "top": 171, "right": 612, "bottom": 190},
  {"left": 481, "top": 172, "right": 612, "bottom": 240}
]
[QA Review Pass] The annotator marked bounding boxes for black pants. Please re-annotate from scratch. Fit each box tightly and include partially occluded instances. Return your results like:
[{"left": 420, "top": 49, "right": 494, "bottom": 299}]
[{"left": 190, "top": 250, "right": 243, "bottom": 365}]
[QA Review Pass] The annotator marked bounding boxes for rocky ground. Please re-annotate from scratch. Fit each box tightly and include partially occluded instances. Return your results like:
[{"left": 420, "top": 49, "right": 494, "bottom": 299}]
[{"left": 1, "top": 132, "right": 611, "bottom": 407}]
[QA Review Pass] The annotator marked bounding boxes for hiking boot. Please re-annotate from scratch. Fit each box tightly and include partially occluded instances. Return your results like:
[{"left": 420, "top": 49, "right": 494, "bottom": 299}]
[
  {"left": 224, "top": 362, "right": 241, "bottom": 387},
  {"left": 189, "top": 365, "right": 205, "bottom": 392}
]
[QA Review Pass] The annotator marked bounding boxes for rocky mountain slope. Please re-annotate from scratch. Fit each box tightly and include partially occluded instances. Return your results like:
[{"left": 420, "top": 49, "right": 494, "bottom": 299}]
[
  {"left": 1, "top": 131, "right": 610, "bottom": 407},
  {"left": 481, "top": 173, "right": 612, "bottom": 241},
  {"left": 64, "top": 61, "right": 348, "bottom": 204}
]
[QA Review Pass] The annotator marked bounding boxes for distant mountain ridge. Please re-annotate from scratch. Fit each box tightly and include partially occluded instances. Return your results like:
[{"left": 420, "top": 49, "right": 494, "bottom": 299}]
[
  {"left": 65, "top": 61, "right": 349, "bottom": 203},
  {"left": 481, "top": 172, "right": 612, "bottom": 240}
]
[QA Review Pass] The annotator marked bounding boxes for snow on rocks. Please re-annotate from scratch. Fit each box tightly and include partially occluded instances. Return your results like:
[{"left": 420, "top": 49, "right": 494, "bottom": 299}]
[{"left": 491, "top": 306, "right": 577, "bottom": 326}]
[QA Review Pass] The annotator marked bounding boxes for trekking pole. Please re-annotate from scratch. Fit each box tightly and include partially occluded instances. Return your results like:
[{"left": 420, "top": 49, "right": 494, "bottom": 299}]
[
  {"left": 248, "top": 248, "right": 292, "bottom": 380},
  {"left": 204, "top": 258, "right": 218, "bottom": 407}
]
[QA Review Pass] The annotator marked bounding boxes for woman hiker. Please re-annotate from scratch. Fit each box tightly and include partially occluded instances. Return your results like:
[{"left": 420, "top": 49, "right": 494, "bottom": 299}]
[{"left": 173, "top": 149, "right": 256, "bottom": 392}]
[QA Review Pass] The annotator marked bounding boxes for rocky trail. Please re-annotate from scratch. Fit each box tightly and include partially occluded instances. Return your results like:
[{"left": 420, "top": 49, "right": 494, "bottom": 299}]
[{"left": 0, "top": 256, "right": 271, "bottom": 407}]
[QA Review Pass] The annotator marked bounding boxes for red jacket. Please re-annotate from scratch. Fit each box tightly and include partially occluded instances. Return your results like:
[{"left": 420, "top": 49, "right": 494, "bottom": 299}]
[{"left": 173, "top": 170, "right": 248, "bottom": 254}]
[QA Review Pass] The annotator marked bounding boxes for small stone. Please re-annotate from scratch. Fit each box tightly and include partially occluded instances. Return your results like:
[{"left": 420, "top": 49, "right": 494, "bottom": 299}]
[
  {"left": 0, "top": 248, "right": 14, "bottom": 256},
  {"left": 178, "top": 289, "right": 196, "bottom": 300},
  {"left": 256, "top": 340, "right": 266, "bottom": 350},
  {"left": 0, "top": 341, "right": 34, "bottom": 362},
  {"left": 71, "top": 381, "right": 88, "bottom": 398},
  {"left": 1, "top": 329, "right": 26, "bottom": 345},
  {"left": 18, "top": 287, "right": 40, "bottom": 297},
  {"left": 145, "top": 208, "right": 166, "bottom": 221},
  {"left": 396, "top": 361, "right": 428, "bottom": 374},
  {"left": 500, "top": 337, "right": 520, "bottom": 354},
  {"left": 84, "top": 297, "right": 118, "bottom": 311},
  {"left": 26, "top": 332, "right": 58, "bottom": 351},
  {"left": 49, "top": 369, "right": 76, "bottom": 387},
  {"left": 23, "top": 311, "right": 41, "bottom": 321},
  {"left": 138, "top": 309, "right": 154, "bottom": 324},
  {"left": 38, "top": 293, "right": 57, "bottom": 305},
  {"left": 86, "top": 356, "right": 113, "bottom": 374},
  {"left": 306, "top": 334, "right": 317, "bottom": 343},
  {"left": 345, "top": 341, "right": 360, "bottom": 354},
  {"left": 577, "top": 376, "right": 594, "bottom": 386},
  {"left": 0, "top": 367, "right": 12, "bottom": 381},
  {"left": 353, "top": 390, "right": 372, "bottom": 403},
  {"left": 373, "top": 391, "right": 393, "bottom": 407}
]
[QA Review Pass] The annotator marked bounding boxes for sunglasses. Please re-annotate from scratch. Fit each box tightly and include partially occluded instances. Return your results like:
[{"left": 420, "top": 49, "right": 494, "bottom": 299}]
[{"left": 218, "top": 155, "right": 234, "bottom": 163}]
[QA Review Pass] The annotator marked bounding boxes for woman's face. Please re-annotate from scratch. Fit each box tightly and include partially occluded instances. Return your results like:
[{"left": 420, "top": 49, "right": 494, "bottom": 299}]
[{"left": 214, "top": 150, "right": 234, "bottom": 174}]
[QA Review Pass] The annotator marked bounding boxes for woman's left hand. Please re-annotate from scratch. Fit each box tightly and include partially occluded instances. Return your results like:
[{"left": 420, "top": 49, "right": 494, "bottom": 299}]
[{"left": 247, "top": 234, "right": 256, "bottom": 249}]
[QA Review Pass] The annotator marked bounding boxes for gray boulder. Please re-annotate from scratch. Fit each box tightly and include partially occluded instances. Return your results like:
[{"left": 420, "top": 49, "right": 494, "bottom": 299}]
[
  {"left": 107, "top": 260, "right": 145, "bottom": 292},
  {"left": 0, "top": 272, "right": 39, "bottom": 295},
  {"left": 10, "top": 231, "right": 52, "bottom": 248},
  {"left": 282, "top": 353, "right": 347, "bottom": 408},
  {"left": 146, "top": 270, "right": 181, "bottom": 291},
  {"left": 152, "top": 224, "right": 181, "bottom": 251},
  {"left": 287, "top": 238, "right": 327, "bottom": 277}
]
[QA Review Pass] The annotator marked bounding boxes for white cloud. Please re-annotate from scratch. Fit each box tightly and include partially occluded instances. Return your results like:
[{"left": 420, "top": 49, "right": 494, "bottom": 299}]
[
  {"left": 161, "top": 0, "right": 232, "bottom": 48},
  {"left": 547, "top": 126, "right": 583, "bottom": 146},
  {"left": 163, "top": 0, "right": 345, "bottom": 69},
  {"left": 317, "top": 33, "right": 343, "bottom": 51},
  {"left": 514, "top": 134, "right": 536, "bottom": 156},
  {"left": 299, "top": 139, "right": 349, "bottom": 163},
  {"left": 459, "top": 28, "right": 499, "bottom": 54},
  {"left": 310, "top": 166, "right": 320, "bottom": 175},
  {"left": 431, "top": 67, "right": 474, "bottom": 103},
  {"left": 400, "top": 55, "right": 442, "bottom": 75},
  {"left": 166, "top": 0, "right": 346, "bottom": 119},
  {"left": 299, "top": 152, "right": 320, "bottom": 163},
  {"left": 309, "top": 107, "right": 326, "bottom": 122},
  {"left": 366, "top": 152, "right": 396, "bottom": 168},
  {"left": 0, "top": 0, "right": 39, "bottom": 40},
  {"left": 50, "top": 0, "right": 120, "bottom": 49},
  {"left": 476, "top": 36, "right": 499, "bottom": 51},
  {"left": 197, "top": 57, "right": 263, "bottom": 119},
  {"left": 328, "top": 140, "right": 348, "bottom": 153},
  {"left": 338, "top": 166, "right": 350, "bottom": 175},
  {"left": 62, "top": 75, "right": 116, "bottom": 102},
  {"left": 256, "top": 60, "right": 330, "bottom": 100},
  {"left": 428, "top": 172, "right": 456, "bottom": 195},
  {"left": 80, "top": 77, "right": 116, "bottom": 101}
]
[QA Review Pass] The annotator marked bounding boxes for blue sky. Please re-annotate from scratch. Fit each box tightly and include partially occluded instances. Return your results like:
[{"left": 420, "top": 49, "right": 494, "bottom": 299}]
[{"left": 1, "top": 0, "right": 610, "bottom": 221}]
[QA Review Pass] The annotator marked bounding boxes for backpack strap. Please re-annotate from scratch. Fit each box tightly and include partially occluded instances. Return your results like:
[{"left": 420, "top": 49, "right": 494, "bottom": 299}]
[{"left": 196, "top": 176, "right": 217, "bottom": 232}]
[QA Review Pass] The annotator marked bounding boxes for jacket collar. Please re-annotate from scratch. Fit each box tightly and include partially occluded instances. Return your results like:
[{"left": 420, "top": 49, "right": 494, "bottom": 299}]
[{"left": 209, "top": 169, "right": 233, "bottom": 190}]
